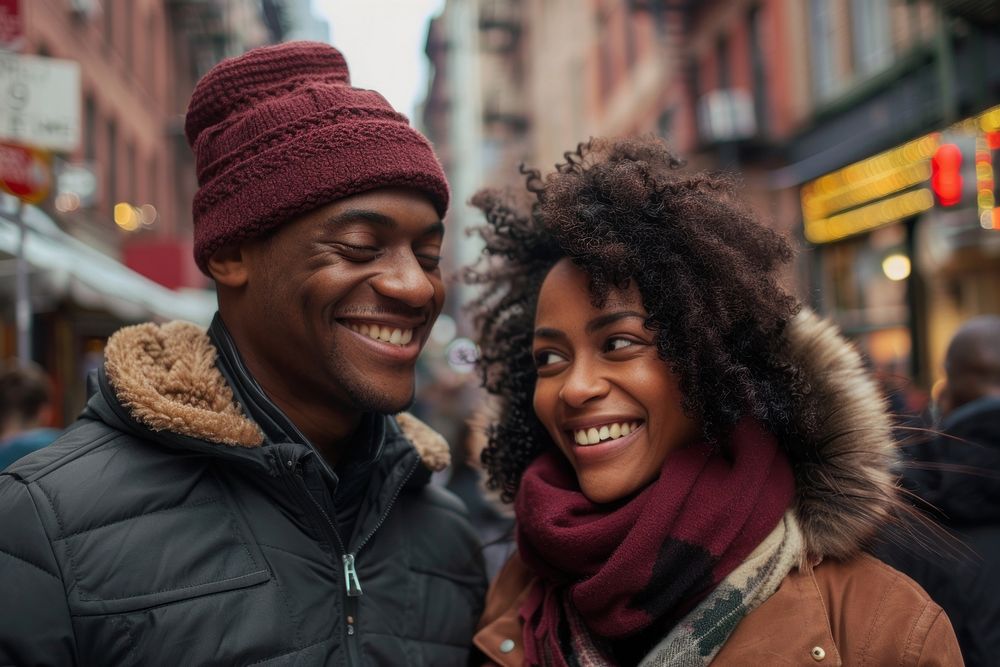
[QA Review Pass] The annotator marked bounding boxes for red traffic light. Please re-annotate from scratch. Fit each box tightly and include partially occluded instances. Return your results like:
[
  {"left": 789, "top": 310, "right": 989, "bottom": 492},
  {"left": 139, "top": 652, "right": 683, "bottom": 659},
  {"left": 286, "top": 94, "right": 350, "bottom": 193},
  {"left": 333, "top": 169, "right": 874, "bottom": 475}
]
[{"left": 931, "top": 143, "right": 963, "bottom": 207}]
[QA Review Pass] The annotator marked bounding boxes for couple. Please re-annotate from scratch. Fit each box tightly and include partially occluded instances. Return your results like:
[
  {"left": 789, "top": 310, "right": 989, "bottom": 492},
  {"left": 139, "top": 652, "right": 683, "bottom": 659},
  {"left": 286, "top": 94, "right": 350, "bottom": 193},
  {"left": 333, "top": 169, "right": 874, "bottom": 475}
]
[{"left": 0, "top": 43, "right": 961, "bottom": 666}]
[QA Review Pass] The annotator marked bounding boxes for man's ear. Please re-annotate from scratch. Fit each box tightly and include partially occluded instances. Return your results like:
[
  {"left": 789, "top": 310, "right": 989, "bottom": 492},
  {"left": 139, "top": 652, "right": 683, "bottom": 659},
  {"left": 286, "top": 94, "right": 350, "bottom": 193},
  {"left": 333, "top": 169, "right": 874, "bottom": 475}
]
[{"left": 207, "top": 244, "right": 250, "bottom": 288}]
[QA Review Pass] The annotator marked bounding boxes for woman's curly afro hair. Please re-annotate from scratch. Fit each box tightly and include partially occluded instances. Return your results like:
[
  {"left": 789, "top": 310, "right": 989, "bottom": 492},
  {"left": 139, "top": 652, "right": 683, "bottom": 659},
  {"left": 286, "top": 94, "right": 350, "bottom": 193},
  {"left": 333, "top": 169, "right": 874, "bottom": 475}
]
[{"left": 465, "top": 136, "right": 818, "bottom": 503}]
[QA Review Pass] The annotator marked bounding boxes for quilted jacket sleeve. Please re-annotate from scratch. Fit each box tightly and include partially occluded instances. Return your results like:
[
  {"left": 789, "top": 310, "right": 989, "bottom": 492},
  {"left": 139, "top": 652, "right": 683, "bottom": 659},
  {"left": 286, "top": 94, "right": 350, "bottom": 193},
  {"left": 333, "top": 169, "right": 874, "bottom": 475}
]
[{"left": 0, "top": 475, "right": 77, "bottom": 666}]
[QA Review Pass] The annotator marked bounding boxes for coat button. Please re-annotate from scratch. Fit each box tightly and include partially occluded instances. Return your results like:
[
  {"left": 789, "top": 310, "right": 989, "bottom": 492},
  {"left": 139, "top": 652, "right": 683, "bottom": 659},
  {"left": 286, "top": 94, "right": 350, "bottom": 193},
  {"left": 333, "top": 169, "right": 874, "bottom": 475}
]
[
  {"left": 499, "top": 639, "right": 515, "bottom": 654},
  {"left": 811, "top": 646, "right": 826, "bottom": 661}
]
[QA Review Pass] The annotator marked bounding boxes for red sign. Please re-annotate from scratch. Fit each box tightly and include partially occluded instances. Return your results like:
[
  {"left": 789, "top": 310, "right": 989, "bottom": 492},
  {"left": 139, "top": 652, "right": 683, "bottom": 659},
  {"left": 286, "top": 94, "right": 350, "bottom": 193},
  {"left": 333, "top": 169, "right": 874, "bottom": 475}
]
[
  {"left": 0, "top": 0, "right": 21, "bottom": 52},
  {"left": 931, "top": 143, "right": 964, "bottom": 207},
  {"left": 0, "top": 142, "right": 52, "bottom": 204}
]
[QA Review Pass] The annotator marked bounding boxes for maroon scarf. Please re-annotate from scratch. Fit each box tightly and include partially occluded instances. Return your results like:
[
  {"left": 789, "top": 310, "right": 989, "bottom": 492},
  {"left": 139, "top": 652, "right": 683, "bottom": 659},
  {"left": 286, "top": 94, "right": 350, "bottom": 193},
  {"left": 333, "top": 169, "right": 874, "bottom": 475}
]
[{"left": 515, "top": 419, "right": 795, "bottom": 667}]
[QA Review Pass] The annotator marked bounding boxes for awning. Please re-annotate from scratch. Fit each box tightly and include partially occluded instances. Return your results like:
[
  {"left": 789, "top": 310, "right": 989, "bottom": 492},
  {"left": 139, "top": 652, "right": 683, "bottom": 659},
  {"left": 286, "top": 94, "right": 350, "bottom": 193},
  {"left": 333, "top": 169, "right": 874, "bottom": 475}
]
[{"left": 0, "top": 195, "right": 216, "bottom": 325}]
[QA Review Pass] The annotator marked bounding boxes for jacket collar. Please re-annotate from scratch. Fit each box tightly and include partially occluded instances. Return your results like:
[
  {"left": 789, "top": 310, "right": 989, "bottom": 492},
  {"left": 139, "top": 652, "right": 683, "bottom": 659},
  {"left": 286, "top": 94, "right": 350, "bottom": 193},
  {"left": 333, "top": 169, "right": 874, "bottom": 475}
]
[
  {"left": 208, "top": 313, "right": 318, "bottom": 448},
  {"left": 782, "top": 309, "right": 899, "bottom": 561},
  {"left": 100, "top": 317, "right": 450, "bottom": 472}
]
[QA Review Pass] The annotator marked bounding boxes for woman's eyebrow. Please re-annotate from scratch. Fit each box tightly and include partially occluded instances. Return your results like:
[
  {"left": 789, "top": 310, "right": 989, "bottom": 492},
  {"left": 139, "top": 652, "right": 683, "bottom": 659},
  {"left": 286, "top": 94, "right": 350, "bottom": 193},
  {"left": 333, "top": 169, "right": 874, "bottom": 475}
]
[
  {"left": 533, "top": 327, "right": 565, "bottom": 340},
  {"left": 586, "top": 311, "right": 646, "bottom": 333}
]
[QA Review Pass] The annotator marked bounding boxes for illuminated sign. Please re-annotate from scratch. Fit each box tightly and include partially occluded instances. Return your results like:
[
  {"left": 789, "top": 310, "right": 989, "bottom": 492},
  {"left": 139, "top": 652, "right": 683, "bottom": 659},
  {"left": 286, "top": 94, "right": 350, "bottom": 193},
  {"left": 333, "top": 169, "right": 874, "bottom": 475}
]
[
  {"left": 930, "top": 143, "right": 964, "bottom": 206},
  {"left": 802, "top": 103, "right": 1000, "bottom": 243}
]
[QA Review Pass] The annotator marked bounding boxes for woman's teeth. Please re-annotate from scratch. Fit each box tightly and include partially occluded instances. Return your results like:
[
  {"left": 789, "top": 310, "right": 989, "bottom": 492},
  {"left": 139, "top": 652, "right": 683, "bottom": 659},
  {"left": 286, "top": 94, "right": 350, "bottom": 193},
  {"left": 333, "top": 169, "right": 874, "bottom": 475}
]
[
  {"left": 573, "top": 422, "right": 641, "bottom": 445},
  {"left": 347, "top": 323, "right": 414, "bottom": 346}
]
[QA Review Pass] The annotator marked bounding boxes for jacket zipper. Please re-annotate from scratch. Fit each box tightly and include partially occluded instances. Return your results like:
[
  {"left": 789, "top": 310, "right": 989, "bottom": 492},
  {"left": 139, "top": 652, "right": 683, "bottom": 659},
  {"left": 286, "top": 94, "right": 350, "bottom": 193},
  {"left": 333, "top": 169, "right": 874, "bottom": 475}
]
[
  {"left": 281, "top": 452, "right": 419, "bottom": 665},
  {"left": 278, "top": 457, "right": 361, "bottom": 665}
]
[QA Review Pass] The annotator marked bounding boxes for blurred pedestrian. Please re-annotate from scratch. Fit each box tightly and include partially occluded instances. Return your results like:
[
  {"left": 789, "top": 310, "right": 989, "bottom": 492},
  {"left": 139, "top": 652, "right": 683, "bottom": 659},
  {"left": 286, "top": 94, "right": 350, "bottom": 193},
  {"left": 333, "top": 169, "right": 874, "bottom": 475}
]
[
  {"left": 0, "top": 361, "right": 59, "bottom": 470},
  {"left": 446, "top": 418, "right": 515, "bottom": 579},
  {"left": 880, "top": 315, "right": 1000, "bottom": 667},
  {"left": 0, "top": 41, "right": 484, "bottom": 666}
]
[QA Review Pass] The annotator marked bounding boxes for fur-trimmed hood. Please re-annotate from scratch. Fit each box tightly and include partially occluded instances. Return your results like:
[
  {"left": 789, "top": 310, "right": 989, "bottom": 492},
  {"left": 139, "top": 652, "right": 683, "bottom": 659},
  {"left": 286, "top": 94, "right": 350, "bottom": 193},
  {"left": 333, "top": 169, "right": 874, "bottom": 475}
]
[
  {"left": 782, "top": 308, "right": 897, "bottom": 561},
  {"left": 102, "top": 320, "right": 451, "bottom": 472}
]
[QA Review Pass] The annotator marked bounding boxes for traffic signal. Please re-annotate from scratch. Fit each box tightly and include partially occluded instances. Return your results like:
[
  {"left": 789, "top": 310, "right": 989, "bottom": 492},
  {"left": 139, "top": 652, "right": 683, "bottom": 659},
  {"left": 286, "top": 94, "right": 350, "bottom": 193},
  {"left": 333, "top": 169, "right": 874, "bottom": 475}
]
[{"left": 930, "top": 134, "right": 977, "bottom": 208}]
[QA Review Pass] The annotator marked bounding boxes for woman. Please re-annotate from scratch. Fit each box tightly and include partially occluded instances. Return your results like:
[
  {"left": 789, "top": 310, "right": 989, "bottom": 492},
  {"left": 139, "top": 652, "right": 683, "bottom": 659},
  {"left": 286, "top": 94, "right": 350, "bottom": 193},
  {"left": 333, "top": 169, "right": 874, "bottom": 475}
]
[{"left": 465, "top": 137, "right": 962, "bottom": 666}]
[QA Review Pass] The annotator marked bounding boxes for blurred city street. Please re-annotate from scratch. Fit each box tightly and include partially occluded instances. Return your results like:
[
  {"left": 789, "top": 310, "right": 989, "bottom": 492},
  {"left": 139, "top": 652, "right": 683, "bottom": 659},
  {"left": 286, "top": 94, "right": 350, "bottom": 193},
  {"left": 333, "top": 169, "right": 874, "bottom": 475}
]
[
  {"left": 1, "top": 0, "right": 999, "bottom": 470},
  {"left": 1, "top": 2, "right": 1000, "bottom": 665}
]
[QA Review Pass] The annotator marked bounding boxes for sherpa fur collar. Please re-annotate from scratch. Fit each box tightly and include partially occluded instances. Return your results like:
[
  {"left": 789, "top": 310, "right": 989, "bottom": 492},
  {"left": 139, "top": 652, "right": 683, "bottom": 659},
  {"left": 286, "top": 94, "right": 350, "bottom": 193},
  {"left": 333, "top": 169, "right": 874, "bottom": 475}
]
[
  {"left": 103, "top": 321, "right": 451, "bottom": 472},
  {"left": 783, "top": 308, "right": 897, "bottom": 561}
]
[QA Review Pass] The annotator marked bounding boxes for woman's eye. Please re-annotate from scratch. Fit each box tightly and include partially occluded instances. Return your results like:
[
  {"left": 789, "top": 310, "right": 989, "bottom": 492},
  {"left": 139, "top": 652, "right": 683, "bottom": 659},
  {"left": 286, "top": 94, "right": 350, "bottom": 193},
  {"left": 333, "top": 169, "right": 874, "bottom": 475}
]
[
  {"left": 535, "top": 351, "right": 566, "bottom": 367},
  {"left": 606, "top": 337, "right": 635, "bottom": 352}
]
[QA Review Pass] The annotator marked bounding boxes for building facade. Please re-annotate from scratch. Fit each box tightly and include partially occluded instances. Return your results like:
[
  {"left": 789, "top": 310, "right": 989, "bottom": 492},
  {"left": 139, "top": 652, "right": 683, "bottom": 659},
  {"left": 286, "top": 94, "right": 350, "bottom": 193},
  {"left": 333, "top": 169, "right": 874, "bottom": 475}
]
[
  {"left": 782, "top": 1, "right": 1000, "bottom": 392},
  {"left": 423, "top": 0, "right": 1000, "bottom": 397}
]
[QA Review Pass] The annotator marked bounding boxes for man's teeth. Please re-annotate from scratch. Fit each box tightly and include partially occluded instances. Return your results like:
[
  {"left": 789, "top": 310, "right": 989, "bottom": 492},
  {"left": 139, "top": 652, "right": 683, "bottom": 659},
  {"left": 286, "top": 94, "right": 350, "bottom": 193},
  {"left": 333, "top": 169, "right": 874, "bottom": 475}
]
[
  {"left": 573, "top": 422, "right": 641, "bottom": 445},
  {"left": 347, "top": 323, "right": 414, "bottom": 346}
]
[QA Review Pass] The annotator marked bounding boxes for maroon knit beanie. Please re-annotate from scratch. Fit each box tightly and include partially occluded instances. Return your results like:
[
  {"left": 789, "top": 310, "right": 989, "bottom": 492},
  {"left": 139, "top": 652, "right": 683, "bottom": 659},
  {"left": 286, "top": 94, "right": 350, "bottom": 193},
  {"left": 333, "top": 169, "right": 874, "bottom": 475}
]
[{"left": 185, "top": 41, "right": 450, "bottom": 274}]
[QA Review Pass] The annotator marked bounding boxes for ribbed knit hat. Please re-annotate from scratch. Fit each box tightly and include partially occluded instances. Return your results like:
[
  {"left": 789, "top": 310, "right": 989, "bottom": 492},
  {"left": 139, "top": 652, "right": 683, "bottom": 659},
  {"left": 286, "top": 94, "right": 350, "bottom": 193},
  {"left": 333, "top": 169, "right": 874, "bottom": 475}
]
[{"left": 185, "top": 41, "right": 450, "bottom": 274}]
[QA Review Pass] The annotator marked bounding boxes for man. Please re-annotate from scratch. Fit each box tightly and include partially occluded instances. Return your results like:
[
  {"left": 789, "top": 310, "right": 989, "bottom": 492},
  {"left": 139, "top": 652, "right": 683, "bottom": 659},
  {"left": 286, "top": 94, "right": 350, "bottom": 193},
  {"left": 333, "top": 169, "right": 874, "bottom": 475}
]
[
  {"left": 880, "top": 315, "right": 1000, "bottom": 667},
  {"left": 0, "top": 361, "right": 59, "bottom": 470},
  {"left": 0, "top": 42, "right": 486, "bottom": 665}
]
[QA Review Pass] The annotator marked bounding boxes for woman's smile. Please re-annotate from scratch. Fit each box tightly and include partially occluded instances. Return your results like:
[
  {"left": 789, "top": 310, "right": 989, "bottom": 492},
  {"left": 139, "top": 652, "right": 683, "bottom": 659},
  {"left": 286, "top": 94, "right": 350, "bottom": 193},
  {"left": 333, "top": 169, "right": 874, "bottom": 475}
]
[
  {"left": 532, "top": 258, "right": 701, "bottom": 504},
  {"left": 566, "top": 421, "right": 646, "bottom": 465}
]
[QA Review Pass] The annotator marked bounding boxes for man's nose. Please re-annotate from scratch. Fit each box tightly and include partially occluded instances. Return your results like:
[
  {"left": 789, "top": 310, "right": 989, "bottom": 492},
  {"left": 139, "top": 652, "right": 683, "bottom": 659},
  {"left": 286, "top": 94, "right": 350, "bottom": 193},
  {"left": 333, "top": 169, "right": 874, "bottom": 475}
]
[{"left": 369, "top": 251, "right": 437, "bottom": 308}]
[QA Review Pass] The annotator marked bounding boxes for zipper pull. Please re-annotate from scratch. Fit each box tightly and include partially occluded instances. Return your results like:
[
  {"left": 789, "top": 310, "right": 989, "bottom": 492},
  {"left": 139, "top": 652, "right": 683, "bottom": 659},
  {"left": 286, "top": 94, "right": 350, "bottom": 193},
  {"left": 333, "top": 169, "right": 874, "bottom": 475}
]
[{"left": 343, "top": 553, "right": 363, "bottom": 597}]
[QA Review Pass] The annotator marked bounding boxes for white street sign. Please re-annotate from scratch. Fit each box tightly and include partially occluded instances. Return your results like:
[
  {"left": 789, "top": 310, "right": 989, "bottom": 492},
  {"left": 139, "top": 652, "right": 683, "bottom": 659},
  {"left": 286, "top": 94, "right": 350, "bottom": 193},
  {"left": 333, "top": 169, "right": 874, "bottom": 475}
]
[{"left": 0, "top": 53, "right": 80, "bottom": 152}]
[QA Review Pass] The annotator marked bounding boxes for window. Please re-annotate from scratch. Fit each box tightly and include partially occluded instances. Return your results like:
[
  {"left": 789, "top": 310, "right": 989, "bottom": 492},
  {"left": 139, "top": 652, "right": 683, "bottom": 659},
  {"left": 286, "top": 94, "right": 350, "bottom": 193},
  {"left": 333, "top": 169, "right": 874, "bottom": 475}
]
[
  {"left": 624, "top": 11, "right": 637, "bottom": 72},
  {"left": 598, "top": 12, "right": 614, "bottom": 97},
  {"left": 657, "top": 108, "right": 675, "bottom": 142},
  {"left": 124, "top": 0, "right": 133, "bottom": 75},
  {"left": 149, "top": 155, "right": 159, "bottom": 209},
  {"left": 809, "top": 0, "right": 839, "bottom": 100},
  {"left": 126, "top": 141, "right": 136, "bottom": 203},
  {"left": 716, "top": 34, "right": 731, "bottom": 90},
  {"left": 749, "top": 6, "right": 769, "bottom": 136},
  {"left": 104, "top": 0, "right": 114, "bottom": 52},
  {"left": 146, "top": 13, "right": 157, "bottom": 97},
  {"left": 106, "top": 119, "right": 117, "bottom": 209},
  {"left": 84, "top": 96, "right": 96, "bottom": 162},
  {"left": 851, "top": 0, "right": 892, "bottom": 76}
]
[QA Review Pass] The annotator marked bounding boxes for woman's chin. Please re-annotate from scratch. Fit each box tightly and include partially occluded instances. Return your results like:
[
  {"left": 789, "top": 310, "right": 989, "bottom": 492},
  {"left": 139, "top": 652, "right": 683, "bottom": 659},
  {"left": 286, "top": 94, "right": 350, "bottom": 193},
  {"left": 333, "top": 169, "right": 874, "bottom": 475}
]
[{"left": 578, "top": 474, "right": 646, "bottom": 505}]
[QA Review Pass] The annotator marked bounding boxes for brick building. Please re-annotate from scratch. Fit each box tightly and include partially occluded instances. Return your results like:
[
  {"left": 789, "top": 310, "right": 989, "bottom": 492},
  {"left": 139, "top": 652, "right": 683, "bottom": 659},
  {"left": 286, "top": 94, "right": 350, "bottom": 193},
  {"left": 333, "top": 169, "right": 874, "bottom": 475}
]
[{"left": 422, "top": 0, "right": 1000, "bottom": 394}]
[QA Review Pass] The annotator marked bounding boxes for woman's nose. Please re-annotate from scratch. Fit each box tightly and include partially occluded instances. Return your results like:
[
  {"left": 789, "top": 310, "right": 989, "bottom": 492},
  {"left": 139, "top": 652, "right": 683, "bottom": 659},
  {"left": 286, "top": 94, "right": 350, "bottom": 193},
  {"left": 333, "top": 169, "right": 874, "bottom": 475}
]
[{"left": 557, "top": 360, "right": 611, "bottom": 407}]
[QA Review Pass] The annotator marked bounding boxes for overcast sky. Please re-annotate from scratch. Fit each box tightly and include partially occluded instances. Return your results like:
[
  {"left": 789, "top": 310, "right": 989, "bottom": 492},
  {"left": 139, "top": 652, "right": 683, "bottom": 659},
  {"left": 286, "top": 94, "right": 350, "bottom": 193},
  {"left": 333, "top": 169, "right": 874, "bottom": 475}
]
[{"left": 311, "top": 0, "right": 446, "bottom": 120}]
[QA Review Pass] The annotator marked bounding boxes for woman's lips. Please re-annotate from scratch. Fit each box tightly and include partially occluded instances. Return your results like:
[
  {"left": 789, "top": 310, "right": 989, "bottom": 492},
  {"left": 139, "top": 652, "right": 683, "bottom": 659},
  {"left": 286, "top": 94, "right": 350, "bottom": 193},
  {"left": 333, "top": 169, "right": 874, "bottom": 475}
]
[{"left": 567, "top": 423, "right": 645, "bottom": 465}]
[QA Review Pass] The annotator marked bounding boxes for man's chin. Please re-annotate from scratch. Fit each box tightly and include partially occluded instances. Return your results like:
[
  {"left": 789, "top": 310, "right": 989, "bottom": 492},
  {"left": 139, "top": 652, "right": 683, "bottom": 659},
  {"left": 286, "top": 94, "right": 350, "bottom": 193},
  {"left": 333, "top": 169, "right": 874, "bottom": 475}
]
[
  {"left": 348, "top": 382, "right": 415, "bottom": 415},
  {"left": 384, "top": 394, "right": 416, "bottom": 416}
]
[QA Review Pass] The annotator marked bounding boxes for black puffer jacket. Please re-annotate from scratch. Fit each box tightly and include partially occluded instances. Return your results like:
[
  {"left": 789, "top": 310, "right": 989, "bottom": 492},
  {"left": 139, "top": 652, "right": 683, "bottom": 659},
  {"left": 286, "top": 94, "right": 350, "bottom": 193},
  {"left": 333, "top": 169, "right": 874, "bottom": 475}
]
[
  {"left": 879, "top": 395, "right": 1000, "bottom": 667},
  {"left": 0, "top": 320, "right": 486, "bottom": 666}
]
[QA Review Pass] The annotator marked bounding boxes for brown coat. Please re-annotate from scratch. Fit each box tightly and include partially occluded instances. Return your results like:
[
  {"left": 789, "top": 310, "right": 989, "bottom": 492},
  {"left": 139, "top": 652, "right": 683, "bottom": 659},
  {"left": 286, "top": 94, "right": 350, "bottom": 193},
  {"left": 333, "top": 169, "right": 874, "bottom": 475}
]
[
  {"left": 474, "top": 552, "right": 963, "bottom": 666},
  {"left": 474, "top": 310, "right": 965, "bottom": 666}
]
